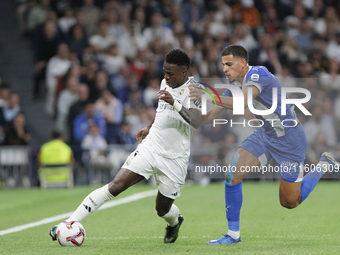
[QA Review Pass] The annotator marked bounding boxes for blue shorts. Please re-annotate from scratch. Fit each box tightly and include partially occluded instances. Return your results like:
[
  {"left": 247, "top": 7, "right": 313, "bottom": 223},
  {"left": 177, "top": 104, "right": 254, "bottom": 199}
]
[{"left": 240, "top": 123, "right": 307, "bottom": 182}]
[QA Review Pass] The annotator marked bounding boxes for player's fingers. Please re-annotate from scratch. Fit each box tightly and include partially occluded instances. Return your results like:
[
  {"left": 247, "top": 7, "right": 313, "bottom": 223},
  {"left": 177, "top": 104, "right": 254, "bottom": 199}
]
[
  {"left": 190, "top": 94, "right": 200, "bottom": 101},
  {"left": 188, "top": 84, "right": 197, "bottom": 90}
]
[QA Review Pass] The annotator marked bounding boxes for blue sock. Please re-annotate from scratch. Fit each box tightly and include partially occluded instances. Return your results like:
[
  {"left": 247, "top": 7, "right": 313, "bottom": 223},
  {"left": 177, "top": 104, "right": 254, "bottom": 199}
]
[
  {"left": 225, "top": 181, "right": 243, "bottom": 232},
  {"left": 300, "top": 165, "right": 325, "bottom": 203}
]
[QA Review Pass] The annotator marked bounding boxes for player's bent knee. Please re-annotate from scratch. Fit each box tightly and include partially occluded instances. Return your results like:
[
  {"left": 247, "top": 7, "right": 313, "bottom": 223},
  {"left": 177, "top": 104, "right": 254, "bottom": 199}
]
[
  {"left": 155, "top": 206, "right": 168, "bottom": 217},
  {"left": 108, "top": 179, "right": 125, "bottom": 197},
  {"left": 280, "top": 198, "right": 299, "bottom": 209}
]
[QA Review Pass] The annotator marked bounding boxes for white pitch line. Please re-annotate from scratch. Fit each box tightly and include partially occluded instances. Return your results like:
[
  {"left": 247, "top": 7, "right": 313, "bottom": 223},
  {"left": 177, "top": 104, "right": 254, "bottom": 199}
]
[{"left": 0, "top": 189, "right": 157, "bottom": 236}]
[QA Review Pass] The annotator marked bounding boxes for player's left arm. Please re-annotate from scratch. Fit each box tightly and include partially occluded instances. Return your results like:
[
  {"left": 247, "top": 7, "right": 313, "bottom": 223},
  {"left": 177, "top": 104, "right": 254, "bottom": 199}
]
[
  {"left": 241, "top": 85, "right": 260, "bottom": 109},
  {"left": 189, "top": 85, "right": 259, "bottom": 110},
  {"left": 158, "top": 90, "right": 201, "bottom": 129}
]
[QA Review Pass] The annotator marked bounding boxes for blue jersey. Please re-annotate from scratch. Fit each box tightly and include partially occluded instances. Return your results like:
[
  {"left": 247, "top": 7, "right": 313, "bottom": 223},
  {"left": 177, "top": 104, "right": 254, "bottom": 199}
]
[{"left": 222, "top": 66, "right": 296, "bottom": 138}]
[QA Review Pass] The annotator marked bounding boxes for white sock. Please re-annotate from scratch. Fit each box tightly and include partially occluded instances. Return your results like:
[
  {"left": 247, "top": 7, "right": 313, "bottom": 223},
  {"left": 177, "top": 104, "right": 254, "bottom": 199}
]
[
  {"left": 68, "top": 184, "right": 114, "bottom": 221},
  {"left": 227, "top": 230, "right": 240, "bottom": 239},
  {"left": 162, "top": 204, "right": 179, "bottom": 227}
]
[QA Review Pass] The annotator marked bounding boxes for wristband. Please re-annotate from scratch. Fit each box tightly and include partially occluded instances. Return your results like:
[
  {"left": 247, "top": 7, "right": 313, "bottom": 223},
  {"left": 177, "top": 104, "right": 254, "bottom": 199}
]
[{"left": 173, "top": 100, "right": 183, "bottom": 112}]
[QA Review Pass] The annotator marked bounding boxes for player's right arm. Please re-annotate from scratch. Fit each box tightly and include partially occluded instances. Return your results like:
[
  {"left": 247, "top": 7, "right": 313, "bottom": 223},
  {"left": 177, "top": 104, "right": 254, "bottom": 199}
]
[{"left": 135, "top": 118, "right": 155, "bottom": 142}]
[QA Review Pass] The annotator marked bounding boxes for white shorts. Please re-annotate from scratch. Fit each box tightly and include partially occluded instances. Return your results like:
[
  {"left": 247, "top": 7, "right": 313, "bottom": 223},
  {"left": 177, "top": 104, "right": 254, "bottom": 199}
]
[{"left": 122, "top": 144, "right": 188, "bottom": 199}]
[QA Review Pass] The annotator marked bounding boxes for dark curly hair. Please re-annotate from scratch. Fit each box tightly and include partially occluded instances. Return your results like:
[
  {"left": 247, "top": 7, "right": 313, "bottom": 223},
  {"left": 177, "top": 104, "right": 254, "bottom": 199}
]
[
  {"left": 222, "top": 45, "right": 249, "bottom": 62},
  {"left": 165, "top": 49, "right": 190, "bottom": 69}
]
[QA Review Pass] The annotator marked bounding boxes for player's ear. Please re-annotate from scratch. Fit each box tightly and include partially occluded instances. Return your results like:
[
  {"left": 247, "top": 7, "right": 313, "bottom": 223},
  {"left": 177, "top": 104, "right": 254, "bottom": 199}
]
[{"left": 241, "top": 58, "right": 247, "bottom": 68}]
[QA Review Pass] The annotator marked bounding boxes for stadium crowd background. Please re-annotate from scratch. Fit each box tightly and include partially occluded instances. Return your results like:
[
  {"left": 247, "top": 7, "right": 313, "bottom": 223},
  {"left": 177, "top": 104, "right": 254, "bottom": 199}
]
[{"left": 0, "top": 0, "right": 340, "bottom": 185}]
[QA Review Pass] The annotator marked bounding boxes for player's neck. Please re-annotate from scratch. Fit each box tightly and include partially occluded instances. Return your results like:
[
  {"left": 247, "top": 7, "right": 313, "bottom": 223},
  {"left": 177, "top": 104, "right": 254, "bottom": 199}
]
[
  {"left": 172, "top": 76, "right": 189, "bottom": 89},
  {"left": 236, "top": 65, "right": 250, "bottom": 84}
]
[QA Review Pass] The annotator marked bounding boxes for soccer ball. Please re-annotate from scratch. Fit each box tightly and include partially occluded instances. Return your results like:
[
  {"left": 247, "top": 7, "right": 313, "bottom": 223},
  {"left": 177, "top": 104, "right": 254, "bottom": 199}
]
[{"left": 57, "top": 221, "right": 86, "bottom": 247}]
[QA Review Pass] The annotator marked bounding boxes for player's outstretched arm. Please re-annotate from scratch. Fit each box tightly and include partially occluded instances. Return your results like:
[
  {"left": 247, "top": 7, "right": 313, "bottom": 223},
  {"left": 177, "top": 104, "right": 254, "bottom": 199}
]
[
  {"left": 189, "top": 84, "right": 227, "bottom": 125},
  {"left": 135, "top": 118, "right": 155, "bottom": 142},
  {"left": 189, "top": 84, "right": 260, "bottom": 114},
  {"left": 158, "top": 90, "right": 201, "bottom": 129}
]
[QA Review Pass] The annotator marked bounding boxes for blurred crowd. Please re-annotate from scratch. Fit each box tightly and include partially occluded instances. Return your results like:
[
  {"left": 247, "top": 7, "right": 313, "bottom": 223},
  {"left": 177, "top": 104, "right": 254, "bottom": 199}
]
[{"left": 0, "top": 0, "right": 339, "bottom": 167}]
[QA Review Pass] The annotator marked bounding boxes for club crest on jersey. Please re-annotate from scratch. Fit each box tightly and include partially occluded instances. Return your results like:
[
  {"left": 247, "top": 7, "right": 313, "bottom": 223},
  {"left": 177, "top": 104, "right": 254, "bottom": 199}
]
[{"left": 177, "top": 89, "right": 185, "bottom": 96}]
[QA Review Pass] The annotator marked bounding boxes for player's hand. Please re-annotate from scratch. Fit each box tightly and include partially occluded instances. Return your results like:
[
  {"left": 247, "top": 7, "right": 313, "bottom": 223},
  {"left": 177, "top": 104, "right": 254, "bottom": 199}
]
[
  {"left": 135, "top": 127, "right": 150, "bottom": 142},
  {"left": 189, "top": 84, "right": 204, "bottom": 101},
  {"left": 157, "top": 90, "right": 174, "bottom": 105}
]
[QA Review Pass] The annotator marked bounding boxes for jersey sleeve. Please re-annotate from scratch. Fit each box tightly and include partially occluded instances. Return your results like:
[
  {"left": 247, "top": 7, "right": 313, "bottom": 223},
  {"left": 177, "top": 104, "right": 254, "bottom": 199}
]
[
  {"left": 222, "top": 88, "right": 233, "bottom": 97},
  {"left": 244, "top": 67, "right": 273, "bottom": 93}
]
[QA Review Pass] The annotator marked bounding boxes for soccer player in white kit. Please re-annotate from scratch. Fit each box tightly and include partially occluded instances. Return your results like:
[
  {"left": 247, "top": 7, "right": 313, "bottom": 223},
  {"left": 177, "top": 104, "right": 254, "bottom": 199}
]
[{"left": 50, "top": 49, "right": 202, "bottom": 244}]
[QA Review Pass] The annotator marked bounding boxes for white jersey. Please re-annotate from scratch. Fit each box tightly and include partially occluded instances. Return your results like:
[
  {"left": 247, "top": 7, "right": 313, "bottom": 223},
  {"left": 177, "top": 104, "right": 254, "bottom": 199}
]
[{"left": 141, "top": 76, "right": 202, "bottom": 159}]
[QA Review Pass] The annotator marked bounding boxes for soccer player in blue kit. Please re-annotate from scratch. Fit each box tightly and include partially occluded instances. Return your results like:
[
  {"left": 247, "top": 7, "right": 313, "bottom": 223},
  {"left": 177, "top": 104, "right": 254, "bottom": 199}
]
[{"left": 189, "top": 45, "right": 339, "bottom": 244}]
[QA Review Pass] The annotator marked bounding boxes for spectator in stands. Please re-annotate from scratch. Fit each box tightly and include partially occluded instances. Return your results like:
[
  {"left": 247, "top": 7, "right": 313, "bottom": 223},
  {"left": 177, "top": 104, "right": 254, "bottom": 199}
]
[
  {"left": 306, "top": 131, "right": 329, "bottom": 165},
  {"left": 129, "top": 48, "right": 149, "bottom": 79},
  {"left": 0, "top": 83, "right": 11, "bottom": 107},
  {"left": 58, "top": 7, "right": 76, "bottom": 35},
  {"left": 0, "top": 92, "right": 6, "bottom": 144},
  {"left": 294, "top": 19, "right": 314, "bottom": 53},
  {"left": 56, "top": 77, "right": 79, "bottom": 133},
  {"left": 89, "top": 71, "right": 110, "bottom": 102},
  {"left": 45, "top": 43, "right": 71, "bottom": 116},
  {"left": 284, "top": 4, "right": 313, "bottom": 38},
  {"left": 0, "top": 125, "right": 5, "bottom": 145},
  {"left": 143, "top": 12, "right": 174, "bottom": 46},
  {"left": 67, "top": 24, "right": 88, "bottom": 64},
  {"left": 280, "top": 37, "right": 304, "bottom": 64},
  {"left": 105, "top": 7, "right": 125, "bottom": 38},
  {"left": 3, "top": 93, "right": 21, "bottom": 123},
  {"left": 81, "top": 0, "right": 101, "bottom": 35},
  {"left": 143, "top": 76, "right": 160, "bottom": 108},
  {"left": 132, "top": 7, "right": 146, "bottom": 31},
  {"left": 67, "top": 83, "right": 89, "bottom": 140},
  {"left": 73, "top": 102, "right": 106, "bottom": 143},
  {"left": 89, "top": 19, "right": 116, "bottom": 59},
  {"left": 182, "top": 0, "right": 205, "bottom": 36},
  {"left": 79, "top": 59, "right": 98, "bottom": 90},
  {"left": 117, "top": 21, "right": 147, "bottom": 60},
  {"left": 233, "top": 23, "right": 258, "bottom": 52},
  {"left": 231, "top": 0, "right": 261, "bottom": 30},
  {"left": 172, "top": 21, "right": 194, "bottom": 50},
  {"left": 81, "top": 123, "right": 113, "bottom": 184},
  {"left": 326, "top": 30, "right": 340, "bottom": 64},
  {"left": 32, "top": 20, "right": 61, "bottom": 100},
  {"left": 103, "top": 44, "right": 126, "bottom": 76},
  {"left": 320, "top": 59, "right": 340, "bottom": 90},
  {"left": 139, "top": 58, "right": 163, "bottom": 89},
  {"left": 27, "top": 0, "right": 51, "bottom": 33},
  {"left": 304, "top": 105, "right": 337, "bottom": 148},
  {"left": 5, "top": 113, "right": 30, "bottom": 146},
  {"left": 124, "top": 89, "right": 146, "bottom": 116},
  {"left": 117, "top": 122, "right": 135, "bottom": 145},
  {"left": 276, "top": 65, "right": 297, "bottom": 87},
  {"left": 95, "top": 89, "right": 123, "bottom": 144}
]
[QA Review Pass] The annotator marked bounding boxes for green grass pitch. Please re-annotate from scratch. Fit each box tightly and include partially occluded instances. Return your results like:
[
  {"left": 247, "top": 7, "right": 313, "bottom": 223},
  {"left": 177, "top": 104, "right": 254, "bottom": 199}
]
[{"left": 0, "top": 182, "right": 339, "bottom": 254}]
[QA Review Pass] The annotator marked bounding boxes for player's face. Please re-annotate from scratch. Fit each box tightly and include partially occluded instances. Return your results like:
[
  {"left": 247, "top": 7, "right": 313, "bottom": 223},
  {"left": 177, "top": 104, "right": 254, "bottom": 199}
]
[
  {"left": 222, "top": 55, "right": 248, "bottom": 83},
  {"left": 163, "top": 61, "right": 188, "bottom": 88}
]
